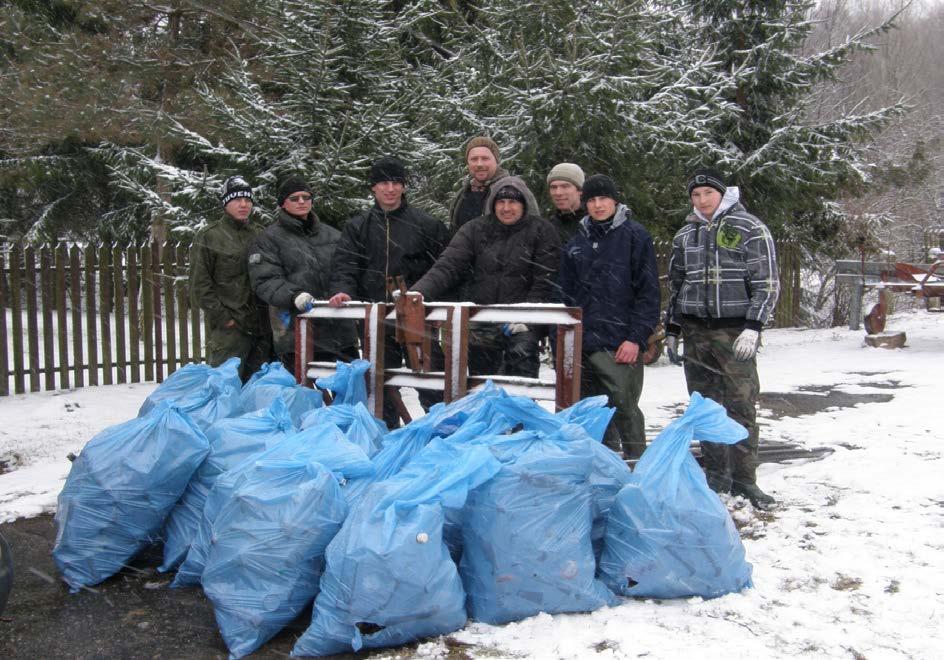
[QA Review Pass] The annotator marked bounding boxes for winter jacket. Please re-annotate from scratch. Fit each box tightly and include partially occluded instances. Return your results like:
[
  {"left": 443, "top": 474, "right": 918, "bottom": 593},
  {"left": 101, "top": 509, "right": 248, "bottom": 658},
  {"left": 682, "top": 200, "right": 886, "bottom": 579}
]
[
  {"left": 558, "top": 204, "right": 661, "bottom": 353},
  {"left": 248, "top": 209, "right": 356, "bottom": 354},
  {"left": 189, "top": 213, "right": 267, "bottom": 334},
  {"left": 448, "top": 167, "right": 540, "bottom": 233},
  {"left": 665, "top": 187, "right": 779, "bottom": 332},
  {"left": 548, "top": 203, "right": 586, "bottom": 244},
  {"left": 329, "top": 199, "right": 450, "bottom": 303},
  {"left": 415, "top": 177, "right": 560, "bottom": 304}
]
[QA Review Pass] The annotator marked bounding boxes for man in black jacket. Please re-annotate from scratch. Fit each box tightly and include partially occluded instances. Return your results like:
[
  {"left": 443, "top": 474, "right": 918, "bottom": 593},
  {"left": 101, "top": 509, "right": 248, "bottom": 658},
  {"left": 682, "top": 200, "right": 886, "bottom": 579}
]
[
  {"left": 559, "top": 174, "right": 660, "bottom": 459},
  {"left": 328, "top": 156, "right": 450, "bottom": 427},
  {"left": 248, "top": 176, "right": 357, "bottom": 374},
  {"left": 413, "top": 176, "right": 561, "bottom": 379},
  {"left": 546, "top": 162, "right": 586, "bottom": 244}
]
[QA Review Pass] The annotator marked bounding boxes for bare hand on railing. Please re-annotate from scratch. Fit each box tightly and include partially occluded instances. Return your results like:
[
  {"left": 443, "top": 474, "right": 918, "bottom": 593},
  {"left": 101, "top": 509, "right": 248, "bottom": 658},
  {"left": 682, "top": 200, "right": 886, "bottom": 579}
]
[
  {"left": 614, "top": 340, "right": 640, "bottom": 365},
  {"left": 327, "top": 292, "right": 351, "bottom": 308}
]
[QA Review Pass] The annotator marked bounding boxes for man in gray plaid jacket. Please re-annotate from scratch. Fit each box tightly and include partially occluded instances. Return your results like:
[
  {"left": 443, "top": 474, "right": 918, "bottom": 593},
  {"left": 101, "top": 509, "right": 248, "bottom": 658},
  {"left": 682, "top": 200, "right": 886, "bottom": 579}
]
[{"left": 664, "top": 167, "right": 780, "bottom": 510}]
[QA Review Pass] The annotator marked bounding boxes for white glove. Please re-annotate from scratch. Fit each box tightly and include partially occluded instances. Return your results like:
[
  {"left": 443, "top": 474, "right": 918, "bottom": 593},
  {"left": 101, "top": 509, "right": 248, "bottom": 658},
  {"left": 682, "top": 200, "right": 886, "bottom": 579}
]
[
  {"left": 392, "top": 290, "right": 423, "bottom": 302},
  {"left": 502, "top": 323, "right": 529, "bottom": 336},
  {"left": 294, "top": 292, "right": 316, "bottom": 311},
  {"left": 733, "top": 328, "right": 760, "bottom": 361}
]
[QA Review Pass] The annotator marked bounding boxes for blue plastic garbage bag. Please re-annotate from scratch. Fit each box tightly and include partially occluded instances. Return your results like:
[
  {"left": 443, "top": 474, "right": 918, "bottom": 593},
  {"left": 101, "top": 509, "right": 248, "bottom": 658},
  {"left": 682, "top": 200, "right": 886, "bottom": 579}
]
[
  {"left": 557, "top": 395, "right": 615, "bottom": 442},
  {"left": 243, "top": 383, "right": 323, "bottom": 429},
  {"left": 459, "top": 425, "right": 617, "bottom": 624},
  {"left": 239, "top": 361, "right": 323, "bottom": 426},
  {"left": 242, "top": 361, "right": 295, "bottom": 390},
  {"left": 53, "top": 403, "right": 209, "bottom": 592},
  {"left": 174, "top": 422, "right": 373, "bottom": 587},
  {"left": 161, "top": 399, "right": 294, "bottom": 572},
  {"left": 421, "top": 380, "right": 506, "bottom": 436},
  {"left": 292, "top": 439, "right": 502, "bottom": 657},
  {"left": 300, "top": 403, "right": 386, "bottom": 457},
  {"left": 139, "top": 358, "right": 241, "bottom": 429},
  {"left": 315, "top": 359, "right": 369, "bottom": 406},
  {"left": 203, "top": 458, "right": 349, "bottom": 658},
  {"left": 599, "top": 392, "right": 753, "bottom": 599}
]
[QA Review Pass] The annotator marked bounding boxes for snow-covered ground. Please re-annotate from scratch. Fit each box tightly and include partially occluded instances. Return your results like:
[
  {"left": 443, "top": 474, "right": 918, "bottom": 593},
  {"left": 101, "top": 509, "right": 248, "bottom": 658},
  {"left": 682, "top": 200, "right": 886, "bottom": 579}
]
[{"left": 1, "top": 311, "right": 942, "bottom": 659}]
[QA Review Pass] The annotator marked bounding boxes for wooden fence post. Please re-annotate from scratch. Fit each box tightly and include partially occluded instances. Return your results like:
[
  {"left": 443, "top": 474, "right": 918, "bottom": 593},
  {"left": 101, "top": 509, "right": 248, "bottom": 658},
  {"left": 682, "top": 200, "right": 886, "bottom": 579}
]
[
  {"left": 56, "top": 243, "right": 70, "bottom": 390},
  {"left": 85, "top": 246, "right": 98, "bottom": 387},
  {"left": 99, "top": 244, "right": 113, "bottom": 386},
  {"left": 70, "top": 244, "right": 84, "bottom": 388},
  {"left": 152, "top": 241, "right": 164, "bottom": 383},
  {"left": 0, "top": 246, "right": 8, "bottom": 397},
  {"left": 163, "top": 242, "right": 177, "bottom": 376},
  {"left": 128, "top": 245, "right": 141, "bottom": 384},
  {"left": 9, "top": 244, "right": 25, "bottom": 394}
]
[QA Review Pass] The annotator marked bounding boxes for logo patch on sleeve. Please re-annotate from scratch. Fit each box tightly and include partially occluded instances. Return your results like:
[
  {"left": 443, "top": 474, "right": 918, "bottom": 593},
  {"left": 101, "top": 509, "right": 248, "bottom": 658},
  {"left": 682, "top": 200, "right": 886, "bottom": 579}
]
[{"left": 248, "top": 253, "right": 262, "bottom": 264}]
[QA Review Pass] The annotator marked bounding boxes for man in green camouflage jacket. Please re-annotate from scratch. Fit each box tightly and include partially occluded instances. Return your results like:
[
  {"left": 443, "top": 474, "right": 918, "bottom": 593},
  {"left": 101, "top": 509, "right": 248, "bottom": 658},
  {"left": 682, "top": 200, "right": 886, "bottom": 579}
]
[{"left": 189, "top": 176, "right": 272, "bottom": 382}]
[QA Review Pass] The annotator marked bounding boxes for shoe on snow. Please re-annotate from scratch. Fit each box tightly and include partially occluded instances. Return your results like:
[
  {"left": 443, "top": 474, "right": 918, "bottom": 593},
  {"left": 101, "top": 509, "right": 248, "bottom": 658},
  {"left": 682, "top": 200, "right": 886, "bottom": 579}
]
[{"left": 732, "top": 482, "right": 776, "bottom": 510}]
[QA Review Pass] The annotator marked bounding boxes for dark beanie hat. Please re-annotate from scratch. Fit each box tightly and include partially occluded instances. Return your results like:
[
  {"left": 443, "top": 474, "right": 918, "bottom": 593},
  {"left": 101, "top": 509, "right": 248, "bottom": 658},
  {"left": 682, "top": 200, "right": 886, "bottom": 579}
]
[
  {"left": 494, "top": 185, "right": 525, "bottom": 205},
  {"left": 464, "top": 136, "right": 500, "bottom": 162},
  {"left": 369, "top": 156, "right": 407, "bottom": 185},
  {"left": 581, "top": 174, "right": 620, "bottom": 203},
  {"left": 687, "top": 167, "right": 727, "bottom": 196},
  {"left": 277, "top": 176, "right": 312, "bottom": 206},
  {"left": 220, "top": 175, "right": 253, "bottom": 207}
]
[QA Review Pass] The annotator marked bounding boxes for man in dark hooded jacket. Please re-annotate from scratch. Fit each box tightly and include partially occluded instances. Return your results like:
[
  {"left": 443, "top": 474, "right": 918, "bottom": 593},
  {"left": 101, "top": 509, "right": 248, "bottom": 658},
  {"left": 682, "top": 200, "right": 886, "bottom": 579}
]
[
  {"left": 414, "top": 176, "right": 560, "bottom": 379},
  {"left": 190, "top": 175, "right": 272, "bottom": 382},
  {"left": 248, "top": 175, "right": 357, "bottom": 374},
  {"left": 327, "top": 156, "right": 450, "bottom": 427},
  {"left": 559, "top": 174, "right": 660, "bottom": 459}
]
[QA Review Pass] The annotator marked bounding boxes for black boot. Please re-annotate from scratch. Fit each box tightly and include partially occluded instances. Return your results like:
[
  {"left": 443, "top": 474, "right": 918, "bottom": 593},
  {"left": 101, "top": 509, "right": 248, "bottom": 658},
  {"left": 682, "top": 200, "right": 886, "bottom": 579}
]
[
  {"left": 732, "top": 482, "right": 777, "bottom": 510},
  {"left": 705, "top": 470, "right": 732, "bottom": 494}
]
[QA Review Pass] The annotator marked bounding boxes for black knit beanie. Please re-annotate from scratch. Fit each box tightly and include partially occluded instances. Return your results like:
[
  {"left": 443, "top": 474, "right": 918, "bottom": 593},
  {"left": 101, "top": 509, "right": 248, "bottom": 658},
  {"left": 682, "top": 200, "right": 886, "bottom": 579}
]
[
  {"left": 220, "top": 175, "right": 253, "bottom": 207},
  {"left": 581, "top": 174, "right": 620, "bottom": 203},
  {"left": 277, "top": 176, "right": 312, "bottom": 206},
  {"left": 687, "top": 168, "right": 727, "bottom": 196},
  {"left": 369, "top": 156, "right": 407, "bottom": 185}
]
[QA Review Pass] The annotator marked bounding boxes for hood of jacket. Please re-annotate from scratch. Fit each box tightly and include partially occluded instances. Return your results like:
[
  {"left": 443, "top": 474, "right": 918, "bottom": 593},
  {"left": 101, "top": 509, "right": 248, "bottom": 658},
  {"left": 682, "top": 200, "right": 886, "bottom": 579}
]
[
  {"left": 578, "top": 203, "right": 632, "bottom": 236},
  {"left": 689, "top": 186, "right": 741, "bottom": 223},
  {"left": 483, "top": 175, "right": 540, "bottom": 220}
]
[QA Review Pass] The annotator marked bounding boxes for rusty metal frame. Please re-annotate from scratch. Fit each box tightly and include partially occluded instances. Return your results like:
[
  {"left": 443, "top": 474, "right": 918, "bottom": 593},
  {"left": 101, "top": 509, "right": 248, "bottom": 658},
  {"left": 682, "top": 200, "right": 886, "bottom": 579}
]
[{"left": 295, "top": 301, "right": 583, "bottom": 415}]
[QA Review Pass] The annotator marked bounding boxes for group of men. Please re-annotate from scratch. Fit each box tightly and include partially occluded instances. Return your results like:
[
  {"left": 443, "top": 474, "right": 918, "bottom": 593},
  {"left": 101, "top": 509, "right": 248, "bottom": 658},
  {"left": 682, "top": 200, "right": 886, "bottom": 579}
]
[{"left": 189, "top": 136, "right": 780, "bottom": 509}]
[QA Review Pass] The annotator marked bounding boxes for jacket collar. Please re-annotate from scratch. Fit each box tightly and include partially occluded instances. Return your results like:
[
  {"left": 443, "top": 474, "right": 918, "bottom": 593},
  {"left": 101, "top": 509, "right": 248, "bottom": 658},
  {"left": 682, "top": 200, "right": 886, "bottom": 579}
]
[
  {"left": 579, "top": 203, "right": 631, "bottom": 236},
  {"left": 277, "top": 207, "right": 319, "bottom": 234}
]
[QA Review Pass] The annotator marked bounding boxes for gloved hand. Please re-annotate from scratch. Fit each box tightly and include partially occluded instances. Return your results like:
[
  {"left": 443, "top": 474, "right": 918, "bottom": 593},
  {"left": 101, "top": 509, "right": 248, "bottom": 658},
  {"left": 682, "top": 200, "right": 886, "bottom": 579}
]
[
  {"left": 665, "top": 334, "right": 682, "bottom": 365},
  {"left": 392, "top": 290, "right": 423, "bottom": 302},
  {"left": 733, "top": 328, "right": 760, "bottom": 361},
  {"left": 294, "top": 292, "right": 316, "bottom": 312},
  {"left": 501, "top": 323, "right": 529, "bottom": 336}
]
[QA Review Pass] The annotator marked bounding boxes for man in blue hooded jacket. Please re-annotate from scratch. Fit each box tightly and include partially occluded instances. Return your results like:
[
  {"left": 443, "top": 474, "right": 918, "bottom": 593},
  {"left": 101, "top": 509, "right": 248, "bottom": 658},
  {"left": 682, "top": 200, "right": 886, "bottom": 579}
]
[{"left": 559, "top": 174, "right": 660, "bottom": 458}]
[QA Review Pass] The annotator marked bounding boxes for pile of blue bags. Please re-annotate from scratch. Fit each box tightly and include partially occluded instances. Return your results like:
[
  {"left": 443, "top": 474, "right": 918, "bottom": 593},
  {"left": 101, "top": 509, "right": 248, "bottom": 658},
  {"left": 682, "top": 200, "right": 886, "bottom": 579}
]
[{"left": 53, "top": 357, "right": 754, "bottom": 658}]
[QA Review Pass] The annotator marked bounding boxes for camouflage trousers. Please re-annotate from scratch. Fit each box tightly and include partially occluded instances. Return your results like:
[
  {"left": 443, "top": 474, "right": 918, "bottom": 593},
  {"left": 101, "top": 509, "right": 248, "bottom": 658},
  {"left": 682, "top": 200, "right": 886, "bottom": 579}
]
[
  {"left": 580, "top": 350, "right": 646, "bottom": 459},
  {"left": 681, "top": 321, "right": 760, "bottom": 489},
  {"left": 206, "top": 324, "right": 273, "bottom": 383}
]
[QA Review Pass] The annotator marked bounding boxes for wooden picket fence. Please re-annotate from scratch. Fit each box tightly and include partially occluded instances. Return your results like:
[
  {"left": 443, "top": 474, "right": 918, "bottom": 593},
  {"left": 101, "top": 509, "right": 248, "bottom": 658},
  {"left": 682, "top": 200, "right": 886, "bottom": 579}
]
[
  {"left": 0, "top": 241, "right": 203, "bottom": 396},
  {"left": 0, "top": 238, "right": 801, "bottom": 397}
]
